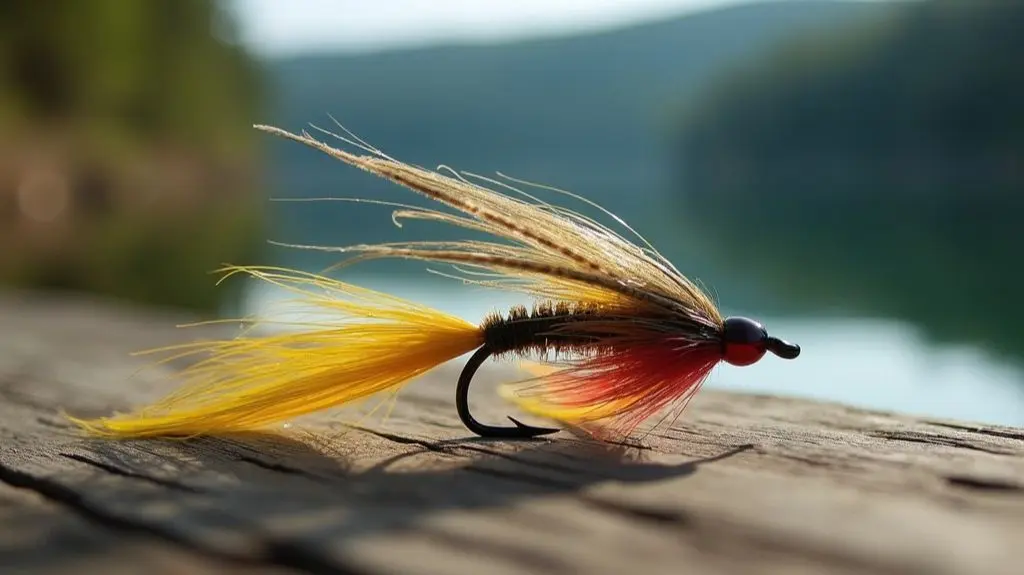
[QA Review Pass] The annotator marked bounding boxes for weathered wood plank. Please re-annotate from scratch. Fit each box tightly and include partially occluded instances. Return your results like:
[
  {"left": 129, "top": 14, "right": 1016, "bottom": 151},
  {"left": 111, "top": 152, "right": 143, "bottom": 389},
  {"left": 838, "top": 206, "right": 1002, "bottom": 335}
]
[{"left": 1, "top": 288, "right": 1023, "bottom": 575}]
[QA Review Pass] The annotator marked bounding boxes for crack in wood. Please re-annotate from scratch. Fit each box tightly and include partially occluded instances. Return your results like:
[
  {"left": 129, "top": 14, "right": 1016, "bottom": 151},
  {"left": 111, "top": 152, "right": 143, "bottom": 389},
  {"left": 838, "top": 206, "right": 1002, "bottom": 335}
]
[
  {"left": 235, "top": 455, "right": 334, "bottom": 484},
  {"left": 0, "top": 460, "right": 360, "bottom": 575},
  {"left": 867, "top": 430, "right": 1017, "bottom": 456},
  {"left": 945, "top": 475, "right": 1024, "bottom": 493},
  {"left": 59, "top": 452, "right": 201, "bottom": 493},
  {"left": 350, "top": 427, "right": 458, "bottom": 453},
  {"left": 925, "top": 422, "right": 1024, "bottom": 443}
]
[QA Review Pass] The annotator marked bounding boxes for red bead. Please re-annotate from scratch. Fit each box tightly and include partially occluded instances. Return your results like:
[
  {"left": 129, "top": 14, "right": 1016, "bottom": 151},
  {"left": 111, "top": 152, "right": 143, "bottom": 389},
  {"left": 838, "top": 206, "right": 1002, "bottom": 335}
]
[{"left": 723, "top": 341, "right": 767, "bottom": 366}]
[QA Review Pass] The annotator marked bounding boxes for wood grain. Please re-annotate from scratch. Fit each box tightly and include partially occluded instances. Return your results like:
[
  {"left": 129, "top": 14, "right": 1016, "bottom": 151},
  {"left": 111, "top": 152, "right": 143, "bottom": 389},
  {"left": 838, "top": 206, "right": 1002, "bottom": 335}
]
[{"left": 1, "top": 288, "right": 1022, "bottom": 575}]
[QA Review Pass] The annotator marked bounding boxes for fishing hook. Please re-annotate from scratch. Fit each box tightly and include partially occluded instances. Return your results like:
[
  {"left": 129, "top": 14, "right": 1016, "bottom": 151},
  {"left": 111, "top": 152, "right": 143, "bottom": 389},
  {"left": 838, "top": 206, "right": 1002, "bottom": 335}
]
[{"left": 456, "top": 345, "right": 561, "bottom": 438}]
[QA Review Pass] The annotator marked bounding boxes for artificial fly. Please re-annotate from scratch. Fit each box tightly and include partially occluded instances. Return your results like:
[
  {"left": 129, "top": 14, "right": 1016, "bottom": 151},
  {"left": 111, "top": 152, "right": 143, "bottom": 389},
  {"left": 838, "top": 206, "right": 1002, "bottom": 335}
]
[{"left": 68, "top": 122, "right": 801, "bottom": 442}]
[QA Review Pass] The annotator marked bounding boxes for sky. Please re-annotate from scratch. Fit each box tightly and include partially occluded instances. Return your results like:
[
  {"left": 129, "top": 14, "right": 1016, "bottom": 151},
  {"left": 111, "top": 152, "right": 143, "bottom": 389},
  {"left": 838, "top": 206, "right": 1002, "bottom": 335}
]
[{"left": 232, "top": 0, "right": 761, "bottom": 56}]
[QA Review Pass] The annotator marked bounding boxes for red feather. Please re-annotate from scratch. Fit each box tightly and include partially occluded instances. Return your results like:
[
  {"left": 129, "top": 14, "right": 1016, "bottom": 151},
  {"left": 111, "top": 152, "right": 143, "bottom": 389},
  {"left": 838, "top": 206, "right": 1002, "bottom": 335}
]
[{"left": 505, "top": 339, "right": 722, "bottom": 439}]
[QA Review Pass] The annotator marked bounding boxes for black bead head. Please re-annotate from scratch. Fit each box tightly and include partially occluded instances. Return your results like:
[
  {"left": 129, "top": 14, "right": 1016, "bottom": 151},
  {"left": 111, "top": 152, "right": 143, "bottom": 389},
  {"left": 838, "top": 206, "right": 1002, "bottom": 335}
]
[
  {"left": 722, "top": 316, "right": 801, "bottom": 366},
  {"left": 722, "top": 317, "right": 768, "bottom": 366}
]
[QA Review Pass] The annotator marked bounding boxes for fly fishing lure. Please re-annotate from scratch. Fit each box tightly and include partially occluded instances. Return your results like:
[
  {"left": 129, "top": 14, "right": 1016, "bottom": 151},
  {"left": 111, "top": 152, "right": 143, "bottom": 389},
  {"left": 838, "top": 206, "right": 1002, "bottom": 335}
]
[{"left": 68, "top": 122, "right": 800, "bottom": 442}]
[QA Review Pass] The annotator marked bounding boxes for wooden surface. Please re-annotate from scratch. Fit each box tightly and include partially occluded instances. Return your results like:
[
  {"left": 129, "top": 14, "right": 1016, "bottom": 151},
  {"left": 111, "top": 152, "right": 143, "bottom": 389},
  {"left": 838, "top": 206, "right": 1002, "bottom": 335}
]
[{"left": 1, "top": 288, "right": 1023, "bottom": 575}]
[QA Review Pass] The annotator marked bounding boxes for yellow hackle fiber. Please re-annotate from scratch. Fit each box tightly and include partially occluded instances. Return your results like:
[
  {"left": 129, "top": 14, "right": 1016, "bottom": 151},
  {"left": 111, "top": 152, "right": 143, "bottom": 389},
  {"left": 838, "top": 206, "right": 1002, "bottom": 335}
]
[
  {"left": 499, "top": 385, "right": 634, "bottom": 424},
  {"left": 69, "top": 266, "right": 484, "bottom": 438},
  {"left": 498, "top": 361, "right": 640, "bottom": 425}
]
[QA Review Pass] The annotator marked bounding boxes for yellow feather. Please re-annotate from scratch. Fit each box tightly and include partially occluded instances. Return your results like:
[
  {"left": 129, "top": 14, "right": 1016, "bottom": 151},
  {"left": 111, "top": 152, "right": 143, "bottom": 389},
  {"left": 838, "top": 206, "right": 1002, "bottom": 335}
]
[{"left": 68, "top": 266, "right": 483, "bottom": 438}]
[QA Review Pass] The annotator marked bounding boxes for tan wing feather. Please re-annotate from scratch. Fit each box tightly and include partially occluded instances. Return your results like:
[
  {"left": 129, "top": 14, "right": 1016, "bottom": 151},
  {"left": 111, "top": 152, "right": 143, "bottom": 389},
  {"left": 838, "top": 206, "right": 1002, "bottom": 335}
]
[{"left": 254, "top": 123, "right": 722, "bottom": 326}]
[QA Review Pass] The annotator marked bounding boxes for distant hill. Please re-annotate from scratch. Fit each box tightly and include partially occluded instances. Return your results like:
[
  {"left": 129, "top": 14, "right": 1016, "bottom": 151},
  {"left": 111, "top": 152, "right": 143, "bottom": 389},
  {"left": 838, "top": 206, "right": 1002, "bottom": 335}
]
[
  {"left": 669, "top": 0, "right": 1024, "bottom": 358},
  {"left": 256, "top": 0, "right": 891, "bottom": 305}
]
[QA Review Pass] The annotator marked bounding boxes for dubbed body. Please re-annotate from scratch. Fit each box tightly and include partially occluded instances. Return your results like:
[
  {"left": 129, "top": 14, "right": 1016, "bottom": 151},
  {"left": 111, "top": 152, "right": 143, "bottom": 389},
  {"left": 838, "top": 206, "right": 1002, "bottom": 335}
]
[{"left": 481, "top": 301, "right": 716, "bottom": 357}]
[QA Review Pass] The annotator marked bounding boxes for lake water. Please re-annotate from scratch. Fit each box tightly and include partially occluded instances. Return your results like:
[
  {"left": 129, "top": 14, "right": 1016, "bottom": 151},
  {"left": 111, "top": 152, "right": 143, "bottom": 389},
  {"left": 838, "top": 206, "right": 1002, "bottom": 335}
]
[{"left": 242, "top": 276, "right": 1024, "bottom": 428}]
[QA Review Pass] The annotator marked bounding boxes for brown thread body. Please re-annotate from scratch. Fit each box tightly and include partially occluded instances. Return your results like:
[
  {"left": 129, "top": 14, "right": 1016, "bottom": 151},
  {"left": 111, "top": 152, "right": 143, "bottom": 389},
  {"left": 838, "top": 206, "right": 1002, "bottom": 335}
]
[{"left": 480, "top": 301, "right": 614, "bottom": 358}]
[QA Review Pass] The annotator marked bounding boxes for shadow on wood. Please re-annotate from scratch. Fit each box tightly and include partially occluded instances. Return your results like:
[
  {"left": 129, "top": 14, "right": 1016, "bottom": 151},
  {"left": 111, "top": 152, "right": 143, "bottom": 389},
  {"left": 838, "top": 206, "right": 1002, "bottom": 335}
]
[{"left": 21, "top": 429, "right": 745, "bottom": 572}]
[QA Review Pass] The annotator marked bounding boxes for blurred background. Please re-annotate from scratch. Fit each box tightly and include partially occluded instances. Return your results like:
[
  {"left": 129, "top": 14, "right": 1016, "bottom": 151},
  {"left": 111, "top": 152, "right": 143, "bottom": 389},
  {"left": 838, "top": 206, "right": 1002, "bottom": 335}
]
[{"left": 2, "top": 0, "right": 1022, "bottom": 426}]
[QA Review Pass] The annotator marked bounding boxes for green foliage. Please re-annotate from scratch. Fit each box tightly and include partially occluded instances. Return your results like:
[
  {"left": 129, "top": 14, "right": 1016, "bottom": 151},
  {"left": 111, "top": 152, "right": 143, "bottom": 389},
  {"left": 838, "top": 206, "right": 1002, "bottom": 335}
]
[
  {"left": 0, "top": 0, "right": 262, "bottom": 154},
  {"left": 0, "top": 0, "right": 268, "bottom": 312},
  {"left": 671, "top": 0, "right": 1024, "bottom": 359},
  {"left": 10, "top": 201, "right": 264, "bottom": 311}
]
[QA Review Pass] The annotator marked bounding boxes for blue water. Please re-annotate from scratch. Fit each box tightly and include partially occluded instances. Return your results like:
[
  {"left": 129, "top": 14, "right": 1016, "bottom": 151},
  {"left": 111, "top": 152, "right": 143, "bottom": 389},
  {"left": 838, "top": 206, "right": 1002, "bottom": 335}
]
[{"left": 241, "top": 276, "right": 1024, "bottom": 428}]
